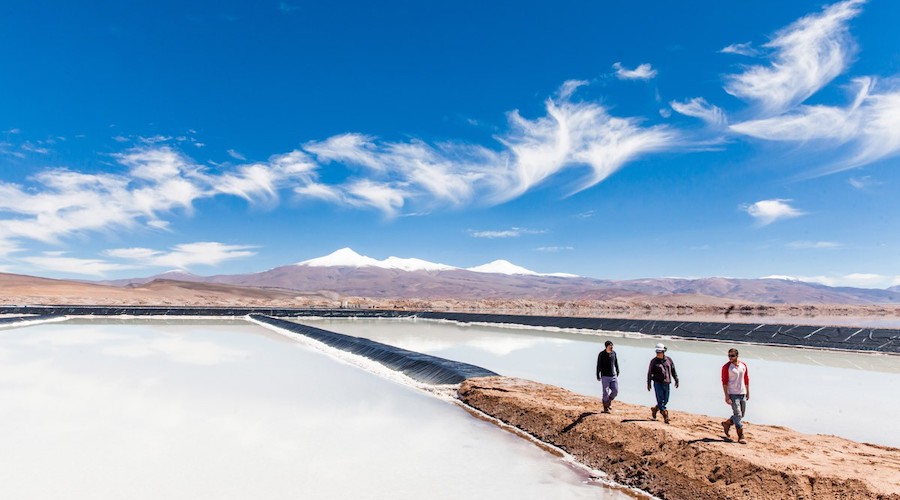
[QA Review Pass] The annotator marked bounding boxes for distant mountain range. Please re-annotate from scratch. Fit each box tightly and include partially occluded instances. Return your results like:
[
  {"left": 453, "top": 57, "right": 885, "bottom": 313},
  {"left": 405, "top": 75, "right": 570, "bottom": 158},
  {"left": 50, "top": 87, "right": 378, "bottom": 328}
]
[{"left": 94, "top": 248, "right": 900, "bottom": 305}]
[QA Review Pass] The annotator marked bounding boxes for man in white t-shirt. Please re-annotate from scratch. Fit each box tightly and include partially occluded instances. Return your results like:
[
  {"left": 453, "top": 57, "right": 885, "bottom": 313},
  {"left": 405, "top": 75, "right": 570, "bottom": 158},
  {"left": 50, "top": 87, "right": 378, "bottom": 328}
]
[{"left": 721, "top": 348, "right": 750, "bottom": 444}]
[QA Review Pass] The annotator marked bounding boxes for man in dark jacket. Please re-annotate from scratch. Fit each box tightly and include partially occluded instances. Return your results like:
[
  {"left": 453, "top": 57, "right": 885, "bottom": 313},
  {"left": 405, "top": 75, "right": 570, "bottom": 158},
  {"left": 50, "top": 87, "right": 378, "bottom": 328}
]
[
  {"left": 646, "top": 343, "right": 679, "bottom": 424},
  {"left": 596, "top": 340, "right": 620, "bottom": 413}
]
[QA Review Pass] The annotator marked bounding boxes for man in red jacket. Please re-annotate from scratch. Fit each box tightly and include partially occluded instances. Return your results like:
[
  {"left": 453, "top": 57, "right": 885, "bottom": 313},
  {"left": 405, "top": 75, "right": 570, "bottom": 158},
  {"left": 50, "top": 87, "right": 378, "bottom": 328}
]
[{"left": 721, "top": 348, "right": 750, "bottom": 444}]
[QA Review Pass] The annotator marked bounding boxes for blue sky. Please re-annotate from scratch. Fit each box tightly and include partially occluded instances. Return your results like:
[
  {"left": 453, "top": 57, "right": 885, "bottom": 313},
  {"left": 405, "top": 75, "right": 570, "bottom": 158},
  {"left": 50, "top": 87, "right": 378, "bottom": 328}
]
[{"left": 1, "top": 0, "right": 899, "bottom": 287}]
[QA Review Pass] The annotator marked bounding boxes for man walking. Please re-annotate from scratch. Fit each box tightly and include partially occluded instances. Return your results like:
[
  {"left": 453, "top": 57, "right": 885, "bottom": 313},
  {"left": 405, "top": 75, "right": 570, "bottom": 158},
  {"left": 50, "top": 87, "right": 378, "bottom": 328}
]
[
  {"left": 596, "top": 340, "right": 620, "bottom": 413},
  {"left": 647, "top": 343, "right": 679, "bottom": 424},
  {"left": 721, "top": 348, "right": 750, "bottom": 444}
]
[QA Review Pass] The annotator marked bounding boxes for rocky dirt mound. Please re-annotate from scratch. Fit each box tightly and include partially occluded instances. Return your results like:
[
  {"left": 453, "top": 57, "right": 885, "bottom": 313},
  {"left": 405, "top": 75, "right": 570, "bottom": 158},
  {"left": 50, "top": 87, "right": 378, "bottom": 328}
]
[{"left": 459, "top": 376, "right": 900, "bottom": 500}]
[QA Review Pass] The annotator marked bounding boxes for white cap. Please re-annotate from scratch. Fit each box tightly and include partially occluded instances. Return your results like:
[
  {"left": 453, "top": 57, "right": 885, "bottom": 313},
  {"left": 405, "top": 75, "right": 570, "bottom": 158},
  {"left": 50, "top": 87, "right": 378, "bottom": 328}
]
[{"left": 655, "top": 343, "right": 666, "bottom": 352}]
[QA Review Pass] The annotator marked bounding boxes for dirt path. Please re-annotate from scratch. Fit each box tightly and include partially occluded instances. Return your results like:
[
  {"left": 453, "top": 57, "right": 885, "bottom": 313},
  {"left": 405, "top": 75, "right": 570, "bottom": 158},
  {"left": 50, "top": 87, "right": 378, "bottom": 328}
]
[{"left": 459, "top": 376, "right": 900, "bottom": 500}]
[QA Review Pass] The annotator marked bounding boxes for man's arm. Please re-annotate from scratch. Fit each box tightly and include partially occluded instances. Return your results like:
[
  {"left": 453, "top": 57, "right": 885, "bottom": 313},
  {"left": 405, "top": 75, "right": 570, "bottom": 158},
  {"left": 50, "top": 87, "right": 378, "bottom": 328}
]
[
  {"left": 744, "top": 362, "right": 750, "bottom": 400},
  {"left": 722, "top": 364, "right": 731, "bottom": 404}
]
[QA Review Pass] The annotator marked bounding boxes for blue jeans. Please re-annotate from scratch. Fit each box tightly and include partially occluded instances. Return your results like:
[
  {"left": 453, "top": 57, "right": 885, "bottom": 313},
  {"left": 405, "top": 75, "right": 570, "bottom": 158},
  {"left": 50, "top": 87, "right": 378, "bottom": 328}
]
[
  {"left": 729, "top": 394, "right": 747, "bottom": 429},
  {"left": 653, "top": 382, "right": 670, "bottom": 411},
  {"left": 601, "top": 376, "right": 618, "bottom": 404}
]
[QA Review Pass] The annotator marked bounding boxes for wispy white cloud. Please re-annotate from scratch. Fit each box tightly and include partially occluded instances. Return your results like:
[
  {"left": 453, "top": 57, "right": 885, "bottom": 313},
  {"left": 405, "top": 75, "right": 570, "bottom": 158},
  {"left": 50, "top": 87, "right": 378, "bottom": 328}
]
[
  {"left": 497, "top": 95, "right": 676, "bottom": 199},
  {"left": 226, "top": 149, "right": 246, "bottom": 161},
  {"left": 720, "top": 42, "right": 759, "bottom": 57},
  {"left": 105, "top": 242, "right": 257, "bottom": 269},
  {"left": 558, "top": 79, "right": 589, "bottom": 100},
  {"left": 730, "top": 77, "right": 900, "bottom": 173},
  {"left": 848, "top": 175, "right": 880, "bottom": 189},
  {"left": 293, "top": 182, "right": 342, "bottom": 202},
  {"left": 0, "top": 146, "right": 319, "bottom": 259},
  {"left": 787, "top": 240, "right": 841, "bottom": 249},
  {"left": 724, "top": 0, "right": 864, "bottom": 115},
  {"left": 303, "top": 86, "right": 678, "bottom": 209},
  {"left": 742, "top": 199, "right": 805, "bottom": 225},
  {"left": 138, "top": 135, "right": 173, "bottom": 145},
  {"left": 20, "top": 142, "right": 50, "bottom": 155},
  {"left": 20, "top": 253, "right": 136, "bottom": 276},
  {"left": 147, "top": 219, "right": 171, "bottom": 231},
  {"left": 469, "top": 227, "right": 545, "bottom": 239},
  {"left": 670, "top": 97, "right": 727, "bottom": 126},
  {"left": 303, "top": 134, "right": 384, "bottom": 171},
  {"left": 343, "top": 179, "right": 408, "bottom": 215},
  {"left": 612, "top": 62, "right": 657, "bottom": 81},
  {"left": 2, "top": 82, "right": 680, "bottom": 266}
]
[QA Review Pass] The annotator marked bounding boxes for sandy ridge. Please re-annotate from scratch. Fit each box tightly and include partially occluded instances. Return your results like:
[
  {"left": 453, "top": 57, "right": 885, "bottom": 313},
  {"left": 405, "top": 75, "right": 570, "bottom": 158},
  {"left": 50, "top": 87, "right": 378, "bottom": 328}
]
[{"left": 458, "top": 376, "right": 900, "bottom": 500}]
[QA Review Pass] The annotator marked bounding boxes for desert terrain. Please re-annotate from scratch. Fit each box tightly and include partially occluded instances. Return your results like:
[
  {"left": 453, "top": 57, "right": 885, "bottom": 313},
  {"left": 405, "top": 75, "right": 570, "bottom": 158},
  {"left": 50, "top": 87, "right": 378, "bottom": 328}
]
[
  {"left": 460, "top": 377, "right": 900, "bottom": 500},
  {"left": 4, "top": 271, "right": 899, "bottom": 499},
  {"left": 3, "top": 272, "right": 900, "bottom": 327}
]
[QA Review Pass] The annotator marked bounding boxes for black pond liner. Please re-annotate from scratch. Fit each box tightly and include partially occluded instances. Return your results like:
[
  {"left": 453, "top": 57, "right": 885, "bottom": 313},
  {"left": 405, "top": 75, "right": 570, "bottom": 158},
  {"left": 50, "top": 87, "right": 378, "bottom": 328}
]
[
  {"left": 415, "top": 312, "right": 900, "bottom": 354},
  {"left": 250, "top": 314, "right": 498, "bottom": 385},
  {"left": 2, "top": 306, "right": 897, "bottom": 354},
  {"left": 0, "top": 314, "right": 59, "bottom": 326}
]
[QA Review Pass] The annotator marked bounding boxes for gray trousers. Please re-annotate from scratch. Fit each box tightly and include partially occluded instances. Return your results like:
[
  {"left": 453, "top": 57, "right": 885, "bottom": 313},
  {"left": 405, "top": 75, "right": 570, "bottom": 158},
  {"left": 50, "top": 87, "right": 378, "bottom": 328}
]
[{"left": 729, "top": 394, "right": 747, "bottom": 429}]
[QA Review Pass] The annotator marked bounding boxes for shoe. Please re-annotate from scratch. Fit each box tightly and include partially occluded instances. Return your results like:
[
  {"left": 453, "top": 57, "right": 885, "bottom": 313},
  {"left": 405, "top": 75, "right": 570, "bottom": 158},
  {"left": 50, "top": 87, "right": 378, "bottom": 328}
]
[
  {"left": 602, "top": 401, "right": 610, "bottom": 413},
  {"left": 662, "top": 410, "right": 670, "bottom": 424},
  {"left": 721, "top": 419, "right": 733, "bottom": 440},
  {"left": 651, "top": 406, "right": 658, "bottom": 420},
  {"left": 737, "top": 427, "right": 747, "bottom": 444}
]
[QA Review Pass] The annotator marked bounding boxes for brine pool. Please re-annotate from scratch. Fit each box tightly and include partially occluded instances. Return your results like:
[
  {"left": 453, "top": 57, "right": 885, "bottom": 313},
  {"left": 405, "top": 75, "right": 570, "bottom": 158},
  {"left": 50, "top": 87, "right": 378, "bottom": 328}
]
[
  {"left": 0, "top": 319, "right": 631, "bottom": 500},
  {"left": 298, "top": 317, "right": 900, "bottom": 448}
]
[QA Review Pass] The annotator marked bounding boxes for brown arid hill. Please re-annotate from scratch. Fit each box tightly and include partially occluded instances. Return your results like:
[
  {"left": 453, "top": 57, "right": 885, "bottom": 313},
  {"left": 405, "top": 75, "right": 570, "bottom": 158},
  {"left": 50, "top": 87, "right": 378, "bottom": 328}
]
[
  {"left": 4, "top": 272, "right": 900, "bottom": 325},
  {"left": 0, "top": 273, "right": 337, "bottom": 308},
  {"left": 99, "top": 265, "right": 900, "bottom": 305},
  {"left": 459, "top": 377, "right": 900, "bottom": 500}
]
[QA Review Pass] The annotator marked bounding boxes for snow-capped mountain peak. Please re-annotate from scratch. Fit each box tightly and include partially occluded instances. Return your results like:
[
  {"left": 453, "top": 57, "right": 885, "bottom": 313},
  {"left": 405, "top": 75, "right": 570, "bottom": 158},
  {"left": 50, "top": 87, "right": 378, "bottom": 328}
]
[
  {"left": 297, "top": 248, "right": 456, "bottom": 271},
  {"left": 382, "top": 256, "right": 456, "bottom": 271},
  {"left": 297, "top": 247, "right": 382, "bottom": 268},
  {"left": 467, "top": 260, "right": 538, "bottom": 276},
  {"left": 296, "top": 248, "right": 577, "bottom": 277}
]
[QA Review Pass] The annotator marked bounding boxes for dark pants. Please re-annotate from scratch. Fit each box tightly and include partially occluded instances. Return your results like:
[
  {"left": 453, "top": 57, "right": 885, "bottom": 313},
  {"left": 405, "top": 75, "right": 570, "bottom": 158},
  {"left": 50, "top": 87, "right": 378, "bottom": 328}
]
[{"left": 653, "top": 381, "right": 670, "bottom": 411}]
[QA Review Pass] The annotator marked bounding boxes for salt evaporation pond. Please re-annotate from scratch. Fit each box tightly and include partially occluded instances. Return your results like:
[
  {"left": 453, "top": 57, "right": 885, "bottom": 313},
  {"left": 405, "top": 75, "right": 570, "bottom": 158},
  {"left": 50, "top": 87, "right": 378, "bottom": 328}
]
[
  {"left": 0, "top": 319, "right": 629, "bottom": 499},
  {"left": 299, "top": 317, "right": 900, "bottom": 448}
]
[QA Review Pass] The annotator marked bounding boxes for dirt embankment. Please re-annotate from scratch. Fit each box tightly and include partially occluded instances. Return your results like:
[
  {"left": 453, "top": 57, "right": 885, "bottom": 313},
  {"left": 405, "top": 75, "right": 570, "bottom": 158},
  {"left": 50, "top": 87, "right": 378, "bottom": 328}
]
[{"left": 459, "top": 377, "right": 900, "bottom": 500}]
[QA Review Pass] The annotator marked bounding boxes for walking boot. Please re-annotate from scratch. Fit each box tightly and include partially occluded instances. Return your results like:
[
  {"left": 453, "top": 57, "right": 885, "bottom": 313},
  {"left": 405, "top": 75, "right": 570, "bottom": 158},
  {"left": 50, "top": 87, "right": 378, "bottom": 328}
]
[
  {"left": 721, "top": 419, "right": 733, "bottom": 440},
  {"left": 602, "top": 401, "right": 610, "bottom": 413},
  {"left": 662, "top": 409, "right": 670, "bottom": 424},
  {"left": 651, "top": 406, "right": 658, "bottom": 420},
  {"left": 737, "top": 427, "right": 746, "bottom": 444}
]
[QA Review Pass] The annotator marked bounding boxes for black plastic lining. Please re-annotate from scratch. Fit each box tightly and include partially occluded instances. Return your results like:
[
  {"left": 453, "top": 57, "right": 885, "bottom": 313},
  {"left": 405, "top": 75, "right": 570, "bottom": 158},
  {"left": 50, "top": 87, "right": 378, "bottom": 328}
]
[
  {"left": 2, "top": 306, "right": 895, "bottom": 354},
  {"left": 0, "top": 314, "right": 59, "bottom": 326},
  {"left": 250, "top": 315, "right": 498, "bottom": 385},
  {"left": 0, "top": 305, "right": 409, "bottom": 318},
  {"left": 415, "top": 312, "right": 900, "bottom": 354}
]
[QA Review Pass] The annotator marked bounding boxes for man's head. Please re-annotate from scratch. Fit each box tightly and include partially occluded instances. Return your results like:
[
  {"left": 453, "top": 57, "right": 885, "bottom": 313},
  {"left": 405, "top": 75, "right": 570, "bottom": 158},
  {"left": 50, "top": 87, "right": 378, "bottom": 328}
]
[
  {"left": 605, "top": 340, "right": 614, "bottom": 352},
  {"left": 655, "top": 343, "right": 666, "bottom": 357},
  {"left": 728, "top": 348, "right": 739, "bottom": 362}
]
